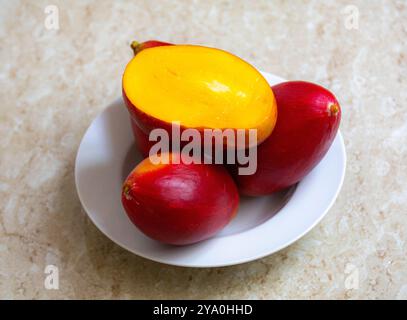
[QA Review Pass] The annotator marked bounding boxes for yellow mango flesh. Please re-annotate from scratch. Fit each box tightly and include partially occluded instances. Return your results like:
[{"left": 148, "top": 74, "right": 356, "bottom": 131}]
[{"left": 123, "top": 45, "right": 277, "bottom": 142}]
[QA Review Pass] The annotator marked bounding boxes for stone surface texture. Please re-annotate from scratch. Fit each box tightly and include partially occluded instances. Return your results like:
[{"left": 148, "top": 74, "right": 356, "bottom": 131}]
[{"left": 0, "top": 0, "right": 406, "bottom": 299}]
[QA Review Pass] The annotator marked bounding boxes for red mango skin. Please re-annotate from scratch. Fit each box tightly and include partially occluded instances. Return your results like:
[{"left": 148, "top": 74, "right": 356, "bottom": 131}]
[
  {"left": 131, "top": 40, "right": 172, "bottom": 55},
  {"left": 234, "top": 81, "right": 341, "bottom": 196},
  {"left": 121, "top": 153, "right": 239, "bottom": 245},
  {"left": 130, "top": 120, "right": 154, "bottom": 158}
]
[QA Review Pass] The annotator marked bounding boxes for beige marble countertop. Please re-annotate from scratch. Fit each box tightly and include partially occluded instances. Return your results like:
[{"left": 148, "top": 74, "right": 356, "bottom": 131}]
[{"left": 1, "top": 0, "right": 406, "bottom": 299}]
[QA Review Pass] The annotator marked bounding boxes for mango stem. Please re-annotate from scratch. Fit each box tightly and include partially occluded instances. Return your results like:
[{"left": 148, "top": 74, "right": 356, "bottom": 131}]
[
  {"left": 329, "top": 103, "right": 340, "bottom": 116},
  {"left": 131, "top": 41, "right": 141, "bottom": 56}
]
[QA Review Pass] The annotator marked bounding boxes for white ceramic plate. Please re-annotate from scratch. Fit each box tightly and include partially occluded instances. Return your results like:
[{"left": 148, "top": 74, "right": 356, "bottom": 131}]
[{"left": 75, "top": 71, "right": 346, "bottom": 267}]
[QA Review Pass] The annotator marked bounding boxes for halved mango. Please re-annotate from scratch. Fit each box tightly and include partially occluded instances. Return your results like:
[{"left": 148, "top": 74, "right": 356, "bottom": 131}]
[{"left": 122, "top": 45, "right": 277, "bottom": 147}]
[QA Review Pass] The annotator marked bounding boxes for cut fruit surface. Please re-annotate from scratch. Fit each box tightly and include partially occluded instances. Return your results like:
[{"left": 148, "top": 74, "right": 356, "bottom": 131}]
[{"left": 123, "top": 45, "right": 277, "bottom": 144}]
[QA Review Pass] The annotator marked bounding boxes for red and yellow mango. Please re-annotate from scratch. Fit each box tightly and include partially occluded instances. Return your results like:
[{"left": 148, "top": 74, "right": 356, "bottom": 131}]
[
  {"left": 121, "top": 153, "right": 239, "bottom": 245},
  {"left": 233, "top": 81, "right": 341, "bottom": 196}
]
